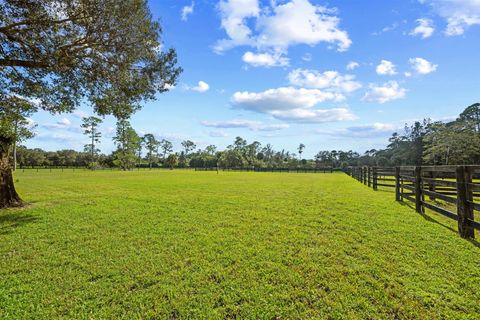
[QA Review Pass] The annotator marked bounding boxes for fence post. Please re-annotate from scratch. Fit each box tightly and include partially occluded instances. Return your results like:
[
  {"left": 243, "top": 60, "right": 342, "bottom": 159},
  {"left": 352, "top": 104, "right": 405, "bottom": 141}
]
[
  {"left": 395, "top": 167, "right": 401, "bottom": 201},
  {"left": 368, "top": 167, "right": 372, "bottom": 188},
  {"left": 428, "top": 170, "right": 436, "bottom": 201},
  {"left": 414, "top": 166, "right": 423, "bottom": 213},
  {"left": 456, "top": 166, "right": 475, "bottom": 239},
  {"left": 373, "top": 167, "right": 378, "bottom": 191},
  {"left": 363, "top": 167, "right": 367, "bottom": 185}
]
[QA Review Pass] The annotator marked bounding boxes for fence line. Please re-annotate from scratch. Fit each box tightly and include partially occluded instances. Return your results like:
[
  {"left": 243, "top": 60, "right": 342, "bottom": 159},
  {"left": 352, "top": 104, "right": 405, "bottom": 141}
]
[
  {"left": 15, "top": 166, "right": 336, "bottom": 174},
  {"left": 345, "top": 166, "right": 480, "bottom": 239},
  {"left": 196, "top": 167, "right": 335, "bottom": 173}
]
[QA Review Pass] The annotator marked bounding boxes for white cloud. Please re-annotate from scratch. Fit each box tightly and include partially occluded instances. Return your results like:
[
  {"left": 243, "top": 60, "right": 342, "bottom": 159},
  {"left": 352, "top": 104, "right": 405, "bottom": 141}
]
[
  {"left": 372, "top": 22, "right": 401, "bottom": 36},
  {"left": 268, "top": 108, "right": 356, "bottom": 123},
  {"left": 215, "top": 0, "right": 260, "bottom": 51},
  {"left": 316, "top": 122, "right": 398, "bottom": 138},
  {"left": 181, "top": 2, "right": 195, "bottom": 21},
  {"left": 215, "top": 0, "right": 351, "bottom": 53},
  {"left": 201, "top": 119, "right": 289, "bottom": 131},
  {"left": 208, "top": 130, "right": 229, "bottom": 138},
  {"left": 346, "top": 61, "right": 359, "bottom": 70},
  {"left": 41, "top": 117, "right": 81, "bottom": 132},
  {"left": 421, "top": 0, "right": 480, "bottom": 36},
  {"left": 232, "top": 87, "right": 344, "bottom": 112},
  {"left": 410, "top": 18, "right": 435, "bottom": 38},
  {"left": 288, "top": 69, "right": 362, "bottom": 93},
  {"left": 25, "top": 118, "right": 36, "bottom": 129},
  {"left": 190, "top": 81, "right": 210, "bottom": 93},
  {"left": 242, "top": 51, "right": 289, "bottom": 67},
  {"left": 376, "top": 60, "right": 397, "bottom": 75},
  {"left": 363, "top": 81, "right": 407, "bottom": 104},
  {"left": 57, "top": 118, "right": 71, "bottom": 126},
  {"left": 231, "top": 87, "right": 354, "bottom": 123},
  {"left": 163, "top": 83, "right": 175, "bottom": 90},
  {"left": 409, "top": 57, "right": 438, "bottom": 74},
  {"left": 72, "top": 110, "right": 89, "bottom": 119}
]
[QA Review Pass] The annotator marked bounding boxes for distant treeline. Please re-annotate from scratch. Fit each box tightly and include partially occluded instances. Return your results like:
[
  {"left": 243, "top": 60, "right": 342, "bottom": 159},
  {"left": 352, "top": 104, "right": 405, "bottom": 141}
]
[
  {"left": 352, "top": 103, "right": 480, "bottom": 167},
  {"left": 14, "top": 103, "right": 479, "bottom": 170}
]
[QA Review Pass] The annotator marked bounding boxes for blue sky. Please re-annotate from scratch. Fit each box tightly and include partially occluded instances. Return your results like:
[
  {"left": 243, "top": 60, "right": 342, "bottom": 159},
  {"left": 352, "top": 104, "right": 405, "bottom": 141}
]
[{"left": 27, "top": 0, "right": 480, "bottom": 158}]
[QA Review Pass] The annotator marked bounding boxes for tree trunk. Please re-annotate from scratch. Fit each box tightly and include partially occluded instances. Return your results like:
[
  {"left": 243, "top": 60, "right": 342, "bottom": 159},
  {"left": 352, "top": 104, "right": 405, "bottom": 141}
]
[
  {"left": 0, "top": 136, "right": 22, "bottom": 208},
  {"left": 13, "top": 142, "right": 17, "bottom": 172}
]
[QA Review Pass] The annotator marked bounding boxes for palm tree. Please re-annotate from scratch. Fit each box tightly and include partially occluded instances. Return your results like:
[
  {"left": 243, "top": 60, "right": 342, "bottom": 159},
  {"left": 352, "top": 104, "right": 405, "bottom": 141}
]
[{"left": 298, "top": 144, "right": 306, "bottom": 160}]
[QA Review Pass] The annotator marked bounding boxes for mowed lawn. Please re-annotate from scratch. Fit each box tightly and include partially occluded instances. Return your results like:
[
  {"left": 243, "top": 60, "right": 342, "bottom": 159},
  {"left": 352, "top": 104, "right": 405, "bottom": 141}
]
[{"left": 1, "top": 170, "right": 480, "bottom": 319}]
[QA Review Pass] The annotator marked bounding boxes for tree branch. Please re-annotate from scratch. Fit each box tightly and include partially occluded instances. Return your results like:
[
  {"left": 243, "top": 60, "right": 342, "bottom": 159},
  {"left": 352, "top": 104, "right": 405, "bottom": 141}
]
[{"left": 0, "top": 59, "right": 49, "bottom": 68}]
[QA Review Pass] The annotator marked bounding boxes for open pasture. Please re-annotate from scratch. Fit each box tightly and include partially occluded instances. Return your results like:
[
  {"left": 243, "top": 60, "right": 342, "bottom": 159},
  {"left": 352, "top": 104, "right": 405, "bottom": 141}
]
[{"left": 1, "top": 170, "right": 480, "bottom": 319}]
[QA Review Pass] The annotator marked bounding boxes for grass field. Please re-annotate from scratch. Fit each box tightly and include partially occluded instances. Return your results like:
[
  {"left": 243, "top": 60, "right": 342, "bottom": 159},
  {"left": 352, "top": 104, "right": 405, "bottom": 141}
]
[{"left": 1, "top": 170, "right": 480, "bottom": 319}]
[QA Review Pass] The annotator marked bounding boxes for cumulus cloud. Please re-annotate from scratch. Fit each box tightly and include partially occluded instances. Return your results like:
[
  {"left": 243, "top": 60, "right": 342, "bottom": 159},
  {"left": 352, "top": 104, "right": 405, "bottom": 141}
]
[
  {"left": 410, "top": 18, "right": 435, "bottom": 38},
  {"left": 421, "top": 0, "right": 480, "bottom": 36},
  {"left": 215, "top": 0, "right": 351, "bottom": 53},
  {"left": 201, "top": 119, "right": 289, "bottom": 131},
  {"left": 242, "top": 51, "right": 289, "bottom": 67},
  {"left": 215, "top": 0, "right": 260, "bottom": 51},
  {"left": 376, "top": 60, "right": 397, "bottom": 75},
  {"left": 363, "top": 81, "right": 407, "bottom": 104},
  {"left": 346, "top": 61, "right": 359, "bottom": 70},
  {"left": 40, "top": 117, "right": 82, "bottom": 133},
  {"left": 409, "top": 57, "right": 438, "bottom": 74},
  {"left": 231, "top": 87, "right": 354, "bottom": 123},
  {"left": 190, "top": 81, "right": 210, "bottom": 92},
  {"left": 232, "top": 87, "right": 344, "bottom": 112},
  {"left": 181, "top": 2, "right": 195, "bottom": 21},
  {"left": 288, "top": 69, "right": 362, "bottom": 93}
]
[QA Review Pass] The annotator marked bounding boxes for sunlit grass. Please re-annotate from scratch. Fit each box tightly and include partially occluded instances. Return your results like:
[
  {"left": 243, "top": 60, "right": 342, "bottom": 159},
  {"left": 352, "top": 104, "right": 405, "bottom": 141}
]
[{"left": 1, "top": 170, "right": 479, "bottom": 319}]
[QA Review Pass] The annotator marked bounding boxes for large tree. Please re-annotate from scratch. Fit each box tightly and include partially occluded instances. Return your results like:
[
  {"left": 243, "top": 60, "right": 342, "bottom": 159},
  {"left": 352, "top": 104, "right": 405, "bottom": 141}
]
[
  {"left": 0, "top": 95, "right": 35, "bottom": 205},
  {"left": 81, "top": 116, "right": 102, "bottom": 168},
  {"left": 159, "top": 139, "right": 173, "bottom": 163},
  {"left": 458, "top": 103, "right": 480, "bottom": 133},
  {"left": 143, "top": 133, "right": 160, "bottom": 169},
  {"left": 0, "top": 96, "right": 36, "bottom": 172},
  {"left": 181, "top": 140, "right": 196, "bottom": 156},
  {"left": 0, "top": 0, "right": 182, "bottom": 207},
  {"left": 113, "top": 118, "right": 140, "bottom": 170}
]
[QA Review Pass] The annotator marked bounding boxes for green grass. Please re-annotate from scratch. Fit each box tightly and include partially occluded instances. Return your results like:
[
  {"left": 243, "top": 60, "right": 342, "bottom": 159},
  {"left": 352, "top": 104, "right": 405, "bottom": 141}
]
[{"left": 1, "top": 170, "right": 480, "bottom": 319}]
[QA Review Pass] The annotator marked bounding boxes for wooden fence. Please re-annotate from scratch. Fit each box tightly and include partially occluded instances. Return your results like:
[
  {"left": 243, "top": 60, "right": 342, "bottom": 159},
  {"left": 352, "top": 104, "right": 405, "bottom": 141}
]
[
  {"left": 345, "top": 166, "right": 480, "bottom": 239},
  {"left": 195, "top": 167, "right": 335, "bottom": 173}
]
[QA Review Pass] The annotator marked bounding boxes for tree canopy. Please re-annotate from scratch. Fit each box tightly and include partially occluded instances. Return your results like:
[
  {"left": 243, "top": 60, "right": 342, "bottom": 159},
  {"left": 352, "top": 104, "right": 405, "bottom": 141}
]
[{"left": 0, "top": 0, "right": 182, "bottom": 207}]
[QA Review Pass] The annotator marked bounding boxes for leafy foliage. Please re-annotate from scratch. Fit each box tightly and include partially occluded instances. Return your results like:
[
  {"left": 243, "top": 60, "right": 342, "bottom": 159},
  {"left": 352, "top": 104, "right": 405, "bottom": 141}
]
[
  {"left": 113, "top": 119, "right": 140, "bottom": 170},
  {"left": 81, "top": 116, "right": 102, "bottom": 167}
]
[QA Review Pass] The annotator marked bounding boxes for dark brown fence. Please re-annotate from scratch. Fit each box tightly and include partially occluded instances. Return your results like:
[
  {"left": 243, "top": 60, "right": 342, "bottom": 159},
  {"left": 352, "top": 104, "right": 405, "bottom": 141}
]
[
  {"left": 195, "top": 167, "right": 335, "bottom": 173},
  {"left": 346, "top": 166, "right": 480, "bottom": 239}
]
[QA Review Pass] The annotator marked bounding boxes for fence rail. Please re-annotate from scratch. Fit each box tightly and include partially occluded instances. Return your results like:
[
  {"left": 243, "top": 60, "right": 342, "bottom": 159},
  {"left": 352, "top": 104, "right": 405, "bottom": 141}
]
[
  {"left": 346, "top": 166, "right": 480, "bottom": 239},
  {"left": 15, "top": 166, "right": 336, "bottom": 174},
  {"left": 199, "top": 167, "right": 335, "bottom": 173}
]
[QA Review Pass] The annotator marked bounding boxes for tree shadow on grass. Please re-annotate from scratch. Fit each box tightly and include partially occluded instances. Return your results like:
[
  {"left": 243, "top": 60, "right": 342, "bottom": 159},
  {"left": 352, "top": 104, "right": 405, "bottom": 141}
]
[
  {"left": 0, "top": 211, "right": 39, "bottom": 235},
  {"left": 397, "top": 201, "right": 480, "bottom": 248},
  {"left": 374, "top": 188, "right": 395, "bottom": 195}
]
